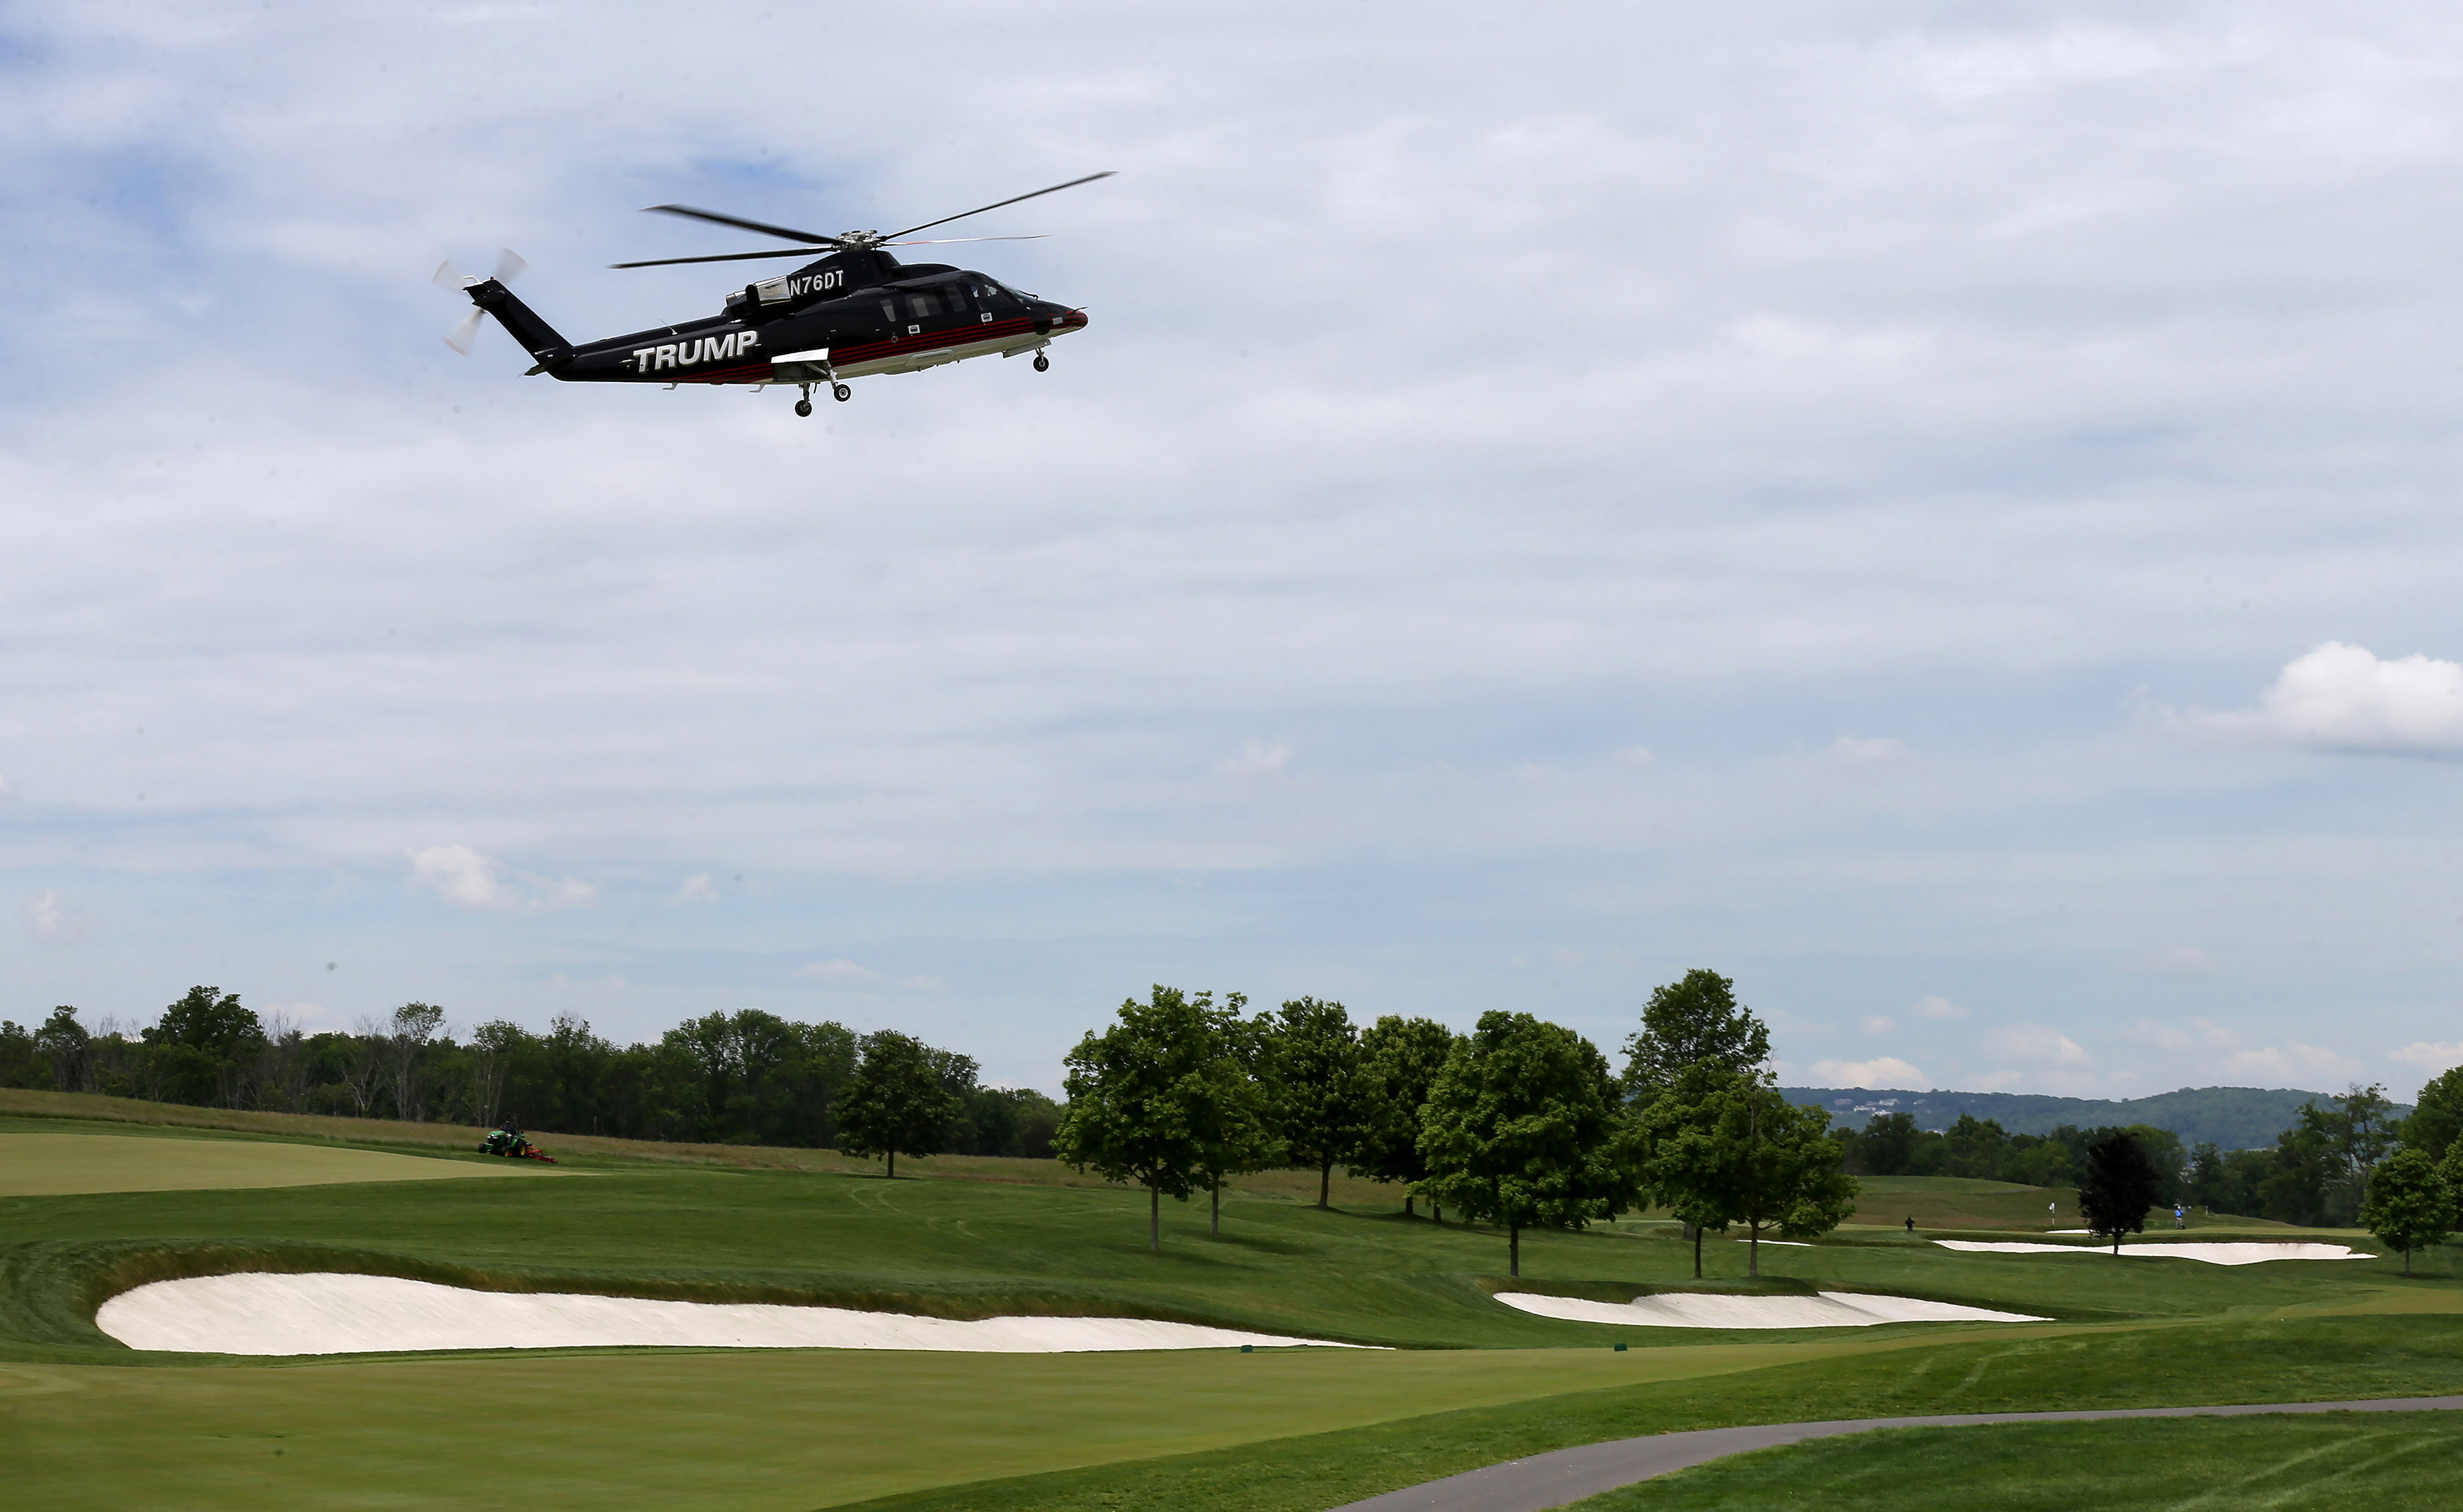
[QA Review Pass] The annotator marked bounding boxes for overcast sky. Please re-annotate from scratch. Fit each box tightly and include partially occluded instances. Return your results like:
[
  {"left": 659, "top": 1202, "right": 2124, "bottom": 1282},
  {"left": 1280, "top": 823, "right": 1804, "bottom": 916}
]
[{"left": 4, "top": 1, "right": 2461, "bottom": 1100}]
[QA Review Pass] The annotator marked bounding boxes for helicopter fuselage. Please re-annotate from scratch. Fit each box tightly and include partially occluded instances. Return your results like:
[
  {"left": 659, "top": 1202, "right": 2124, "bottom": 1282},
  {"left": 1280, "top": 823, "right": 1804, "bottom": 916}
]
[{"left": 467, "top": 249, "right": 1085, "bottom": 393}]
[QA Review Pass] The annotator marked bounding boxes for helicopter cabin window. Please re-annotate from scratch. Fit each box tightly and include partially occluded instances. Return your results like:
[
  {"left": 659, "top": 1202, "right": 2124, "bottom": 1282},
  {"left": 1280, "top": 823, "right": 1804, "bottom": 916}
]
[
  {"left": 942, "top": 283, "right": 970, "bottom": 312},
  {"left": 907, "top": 291, "right": 942, "bottom": 319}
]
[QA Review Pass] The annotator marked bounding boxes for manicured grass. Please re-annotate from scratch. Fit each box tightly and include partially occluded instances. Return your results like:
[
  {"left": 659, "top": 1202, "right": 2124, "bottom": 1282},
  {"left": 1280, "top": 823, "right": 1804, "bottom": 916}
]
[
  {"left": 12, "top": 1318, "right": 2463, "bottom": 1512},
  {"left": 1842, "top": 1175, "right": 2082, "bottom": 1232},
  {"left": 0, "top": 1091, "right": 1408, "bottom": 1204},
  {"left": 1581, "top": 1410, "right": 2460, "bottom": 1509},
  {"left": 826, "top": 1316, "right": 2463, "bottom": 1512},
  {"left": 0, "top": 1133, "right": 557, "bottom": 1197},
  {"left": 8, "top": 1105, "right": 2462, "bottom": 1510},
  {"left": 6, "top": 1126, "right": 2438, "bottom": 1364}
]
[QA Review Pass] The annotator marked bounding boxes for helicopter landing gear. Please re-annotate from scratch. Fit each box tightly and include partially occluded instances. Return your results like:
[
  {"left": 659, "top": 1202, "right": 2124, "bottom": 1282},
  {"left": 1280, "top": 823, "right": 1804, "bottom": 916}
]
[
  {"left": 1032, "top": 352, "right": 1050, "bottom": 372},
  {"left": 832, "top": 382, "right": 852, "bottom": 402},
  {"left": 794, "top": 383, "right": 814, "bottom": 417}
]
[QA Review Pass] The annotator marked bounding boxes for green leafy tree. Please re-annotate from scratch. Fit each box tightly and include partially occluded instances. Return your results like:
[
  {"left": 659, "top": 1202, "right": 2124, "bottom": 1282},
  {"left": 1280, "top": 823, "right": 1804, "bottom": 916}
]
[
  {"left": 1350, "top": 1015, "right": 1459, "bottom": 1215},
  {"left": 2080, "top": 1131, "right": 2164, "bottom": 1254},
  {"left": 1639, "top": 1067, "right": 1857, "bottom": 1277},
  {"left": 1631, "top": 1062, "right": 1740, "bottom": 1278},
  {"left": 836, "top": 1030, "right": 963, "bottom": 1179},
  {"left": 1190, "top": 1013, "right": 1281, "bottom": 1235},
  {"left": 150, "top": 986, "right": 262, "bottom": 1060},
  {"left": 2361, "top": 1148, "right": 2454, "bottom": 1276},
  {"left": 1414, "top": 1011, "right": 1631, "bottom": 1277},
  {"left": 144, "top": 986, "right": 263, "bottom": 1108},
  {"left": 2402, "top": 1067, "right": 2463, "bottom": 1162},
  {"left": 1620, "top": 969, "right": 1771, "bottom": 1100},
  {"left": 32, "top": 1008, "right": 90, "bottom": 1093},
  {"left": 1267, "top": 997, "right": 1370, "bottom": 1209},
  {"left": 1055, "top": 986, "right": 1255, "bottom": 1252}
]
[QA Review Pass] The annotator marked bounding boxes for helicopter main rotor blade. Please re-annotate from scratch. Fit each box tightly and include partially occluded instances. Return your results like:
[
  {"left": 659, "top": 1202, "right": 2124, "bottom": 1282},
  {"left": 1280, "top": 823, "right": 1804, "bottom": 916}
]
[
  {"left": 607, "top": 247, "right": 835, "bottom": 269},
  {"left": 881, "top": 170, "right": 1115, "bottom": 242},
  {"left": 879, "top": 234, "right": 1049, "bottom": 247},
  {"left": 641, "top": 203, "right": 846, "bottom": 246}
]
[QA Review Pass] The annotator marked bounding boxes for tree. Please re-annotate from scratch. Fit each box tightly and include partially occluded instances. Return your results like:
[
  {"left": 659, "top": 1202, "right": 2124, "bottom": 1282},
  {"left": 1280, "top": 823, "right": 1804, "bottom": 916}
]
[
  {"left": 1055, "top": 986, "right": 1255, "bottom": 1252},
  {"left": 1414, "top": 1012, "right": 1631, "bottom": 1277},
  {"left": 2080, "top": 1131, "right": 2164, "bottom": 1254},
  {"left": 387, "top": 1003, "right": 446, "bottom": 1123},
  {"left": 2402, "top": 1067, "right": 2463, "bottom": 1162},
  {"left": 1351, "top": 1016, "right": 1458, "bottom": 1215},
  {"left": 836, "top": 1030, "right": 963, "bottom": 1179},
  {"left": 1620, "top": 969, "right": 1770, "bottom": 1099},
  {"left": 32, "top": 1008, "right": 90, "bottom": 1093},
  {"left": 1189, "top": 1015, "right": 1281, "bottom": 1236},
  {"left": 2361, "top": 1148, "right": 2454, "bottom": 1276},
  {"left": 1638, "top": 1067, "right": 1857, "bottom": 1277},
  {"left": 150, "top": 986, "right": 262, "bottom": 1060},
  {"left": 1267, "top": 997, "right": 1370, "bottom": 1209}
]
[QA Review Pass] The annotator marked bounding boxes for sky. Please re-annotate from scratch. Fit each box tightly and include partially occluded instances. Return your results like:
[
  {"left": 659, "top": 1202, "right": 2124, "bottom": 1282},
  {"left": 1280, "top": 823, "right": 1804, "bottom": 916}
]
[{"left": 3, "top": 1, "right": 2461, "bottom": 1100}]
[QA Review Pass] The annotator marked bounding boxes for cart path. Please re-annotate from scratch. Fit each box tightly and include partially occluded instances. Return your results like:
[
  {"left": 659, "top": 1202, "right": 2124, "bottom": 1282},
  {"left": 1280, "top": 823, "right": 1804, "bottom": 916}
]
[{"left": 1327, "top": 1395, "right": 2463, "bottom": 1512}]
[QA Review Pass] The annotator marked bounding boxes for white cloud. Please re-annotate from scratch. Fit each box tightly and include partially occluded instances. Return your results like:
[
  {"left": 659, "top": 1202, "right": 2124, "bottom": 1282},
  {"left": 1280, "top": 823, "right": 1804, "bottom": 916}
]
[
  {"left": 2191, "top": 642, "right": 2463, "bottom": 754},
  {"left": 0, "top": 771, "right": 13, "bottom": 798},
  {"left": 797, "top": 958, "right": 880, "bottom": 982},
  {"left": 1913, "top": 996, "right": 1969, "bottom": 1020},
  {"left": 2125, "top": 946, "right": 2219, "bottom": 977},
  {"left": 1810, "top": 1056, "right": 1927, "bottom": 1089},
  {"left": 1217, "top": 739, "right": 1291, "bottom": 779},
  {"left": 1987, "top": 1024, "right": 2088, "bottom": 1065},
  {"left": 673, "top": 872, "right": 718, "bottom": 905},
  {"left": 407, "top": 845, "right": 595, "bottom": 912},
  {"left": 2391, "top": 1041, "right": 2463, "bottom": 1072},
  {"left": 26, "top": 890, "right": 61, "bottom": 938},
  {"left": 409, "top": 845, "right": 512, "bottom": 909},
  {"left": 1861, "top": 1013, "right": 1897, "bottom": 1034},
  {"left": 901, "top": 974, "right": 949, "bottom": 993},
  {"left": 1828, "top": 735, "right": 1908, "bottom": 763},
  {"left": 1550, "top": 948, "right": 1586, "bottom": 968},
  {"left": 1612, "top": 745, "right": 1655, "bottom": 767}
]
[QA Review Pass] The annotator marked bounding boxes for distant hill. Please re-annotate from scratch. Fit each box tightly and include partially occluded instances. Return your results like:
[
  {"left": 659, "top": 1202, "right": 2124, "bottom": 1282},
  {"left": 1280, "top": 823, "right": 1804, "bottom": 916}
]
[{"left": 1778, "top": 1085, "right": 2409, "bottom": 1152}]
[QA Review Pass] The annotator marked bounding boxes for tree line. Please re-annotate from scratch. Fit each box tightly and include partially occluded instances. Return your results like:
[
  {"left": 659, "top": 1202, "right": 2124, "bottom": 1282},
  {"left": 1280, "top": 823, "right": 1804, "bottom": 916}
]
[
  {"left": 0, "top": 990, "right": 1059, "bottom": 1160},
  {"left": 1052, "top": 971, "right": 1860, "bottom": 1276}
]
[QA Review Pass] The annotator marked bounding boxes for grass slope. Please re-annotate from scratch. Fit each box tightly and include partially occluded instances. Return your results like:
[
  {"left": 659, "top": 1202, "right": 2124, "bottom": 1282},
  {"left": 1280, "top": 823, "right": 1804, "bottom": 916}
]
[
  {"left": 6, "top": 1103, "right": 2461, "bottom": 1510},
  {"left": 0, "top": 1132, "right": 559, "bottom": 1197},
  {"left": 1584, "top": 1411, "right": 2459, "bottom": 1509}
]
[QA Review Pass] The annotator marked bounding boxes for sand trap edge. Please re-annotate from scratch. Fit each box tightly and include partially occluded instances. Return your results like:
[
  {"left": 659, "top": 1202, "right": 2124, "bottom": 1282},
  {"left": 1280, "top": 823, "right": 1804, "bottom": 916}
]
[{"left": 96, "top": 1271, "right": 1374, "bottom": 1357}]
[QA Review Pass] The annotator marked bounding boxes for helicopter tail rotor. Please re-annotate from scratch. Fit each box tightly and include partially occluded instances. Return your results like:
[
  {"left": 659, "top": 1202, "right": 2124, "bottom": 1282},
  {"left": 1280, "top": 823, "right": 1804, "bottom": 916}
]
[{"left": 433, "top": 248, "right": 529, "bottom": 353}]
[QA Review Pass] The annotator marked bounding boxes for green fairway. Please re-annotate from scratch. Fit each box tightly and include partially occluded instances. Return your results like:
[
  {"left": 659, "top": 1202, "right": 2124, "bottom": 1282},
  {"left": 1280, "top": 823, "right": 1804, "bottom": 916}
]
[
  {"left": 1581, "top": 1410, "right": 2460, "bottom": 1509},
  {"left": 0, "top": 1132, "right": 557, "bottom": 1197},
  {"left": 4, "top": 1098, "right": 2461, "bottom": 1511}
]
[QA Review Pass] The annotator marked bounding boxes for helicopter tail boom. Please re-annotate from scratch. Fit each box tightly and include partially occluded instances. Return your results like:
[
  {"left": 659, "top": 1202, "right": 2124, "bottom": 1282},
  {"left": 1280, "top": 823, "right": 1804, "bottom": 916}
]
[{"left": 463, "top": 278, "right": 576, "bottom": 374}]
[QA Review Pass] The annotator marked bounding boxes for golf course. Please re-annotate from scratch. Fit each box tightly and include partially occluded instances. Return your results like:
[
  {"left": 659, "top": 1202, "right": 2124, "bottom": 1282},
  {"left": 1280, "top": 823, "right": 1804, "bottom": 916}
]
[{"left": 4, "top": 1091, "right": 2459, "bottom": 1510}]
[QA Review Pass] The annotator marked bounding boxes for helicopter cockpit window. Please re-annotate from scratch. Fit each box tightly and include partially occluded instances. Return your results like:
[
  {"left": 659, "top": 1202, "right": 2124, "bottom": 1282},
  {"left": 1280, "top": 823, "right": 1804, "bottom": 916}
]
[
  {"left": 943, "top": 282, "right": 970, "bottom": 312},
  {"left": 907, "top": 291, "right": 942, "bottom": 319}
]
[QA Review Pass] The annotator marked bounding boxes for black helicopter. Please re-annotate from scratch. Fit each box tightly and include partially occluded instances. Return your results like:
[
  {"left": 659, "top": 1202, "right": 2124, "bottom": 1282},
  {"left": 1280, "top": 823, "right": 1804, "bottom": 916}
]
[{"left": 436, "top": 172, "right": 1109, "bottom": 416}]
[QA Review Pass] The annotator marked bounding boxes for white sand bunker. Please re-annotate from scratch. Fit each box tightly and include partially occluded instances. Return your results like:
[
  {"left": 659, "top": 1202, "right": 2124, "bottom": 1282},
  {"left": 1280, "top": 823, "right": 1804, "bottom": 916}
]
[
  {"left": 1495, "top": 1290, "right": 2046, "bottom": 1330},
  {"left": 1935, "top": 1240, "right": 2374, "bottom": 1266},
  {"left": 98, "top": 1273, "right": 1364, "bottom": 1357}
]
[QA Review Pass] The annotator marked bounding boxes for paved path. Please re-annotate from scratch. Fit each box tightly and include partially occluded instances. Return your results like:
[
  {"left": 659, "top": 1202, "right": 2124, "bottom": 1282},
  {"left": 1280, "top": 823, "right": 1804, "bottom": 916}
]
[{"left": 1329, "top": 1395, "right": 2463, "bottom": 1512}]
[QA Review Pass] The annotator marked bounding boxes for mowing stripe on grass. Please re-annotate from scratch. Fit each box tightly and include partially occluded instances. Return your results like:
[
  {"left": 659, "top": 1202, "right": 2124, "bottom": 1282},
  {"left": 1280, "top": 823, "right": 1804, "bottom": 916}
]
[{"left": 1329, "top": 1394, "right": 2463, "bottom": 1512}]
